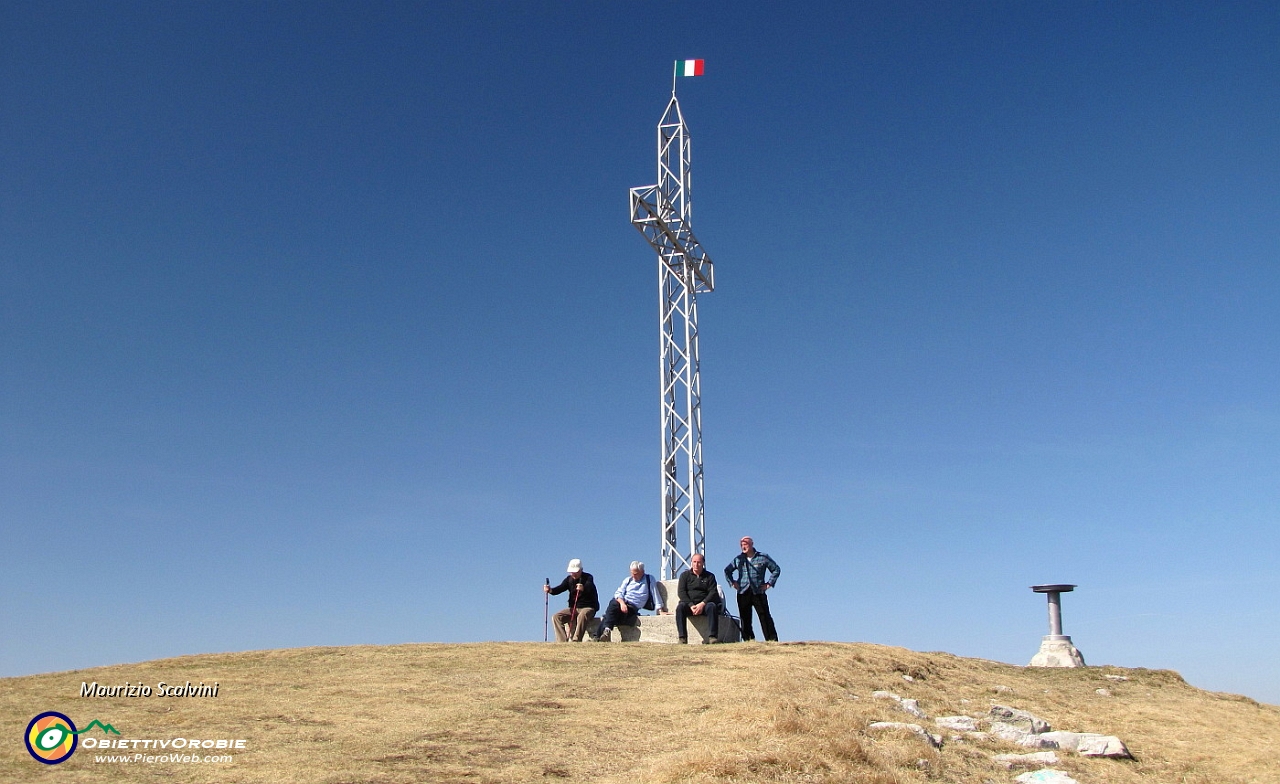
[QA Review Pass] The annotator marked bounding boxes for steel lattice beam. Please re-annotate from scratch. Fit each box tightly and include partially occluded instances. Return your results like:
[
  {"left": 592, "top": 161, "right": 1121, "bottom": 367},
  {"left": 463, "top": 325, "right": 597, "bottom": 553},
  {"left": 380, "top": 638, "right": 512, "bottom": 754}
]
[{"left": 630, "top": 93, "right": 715, "bottom": 580}]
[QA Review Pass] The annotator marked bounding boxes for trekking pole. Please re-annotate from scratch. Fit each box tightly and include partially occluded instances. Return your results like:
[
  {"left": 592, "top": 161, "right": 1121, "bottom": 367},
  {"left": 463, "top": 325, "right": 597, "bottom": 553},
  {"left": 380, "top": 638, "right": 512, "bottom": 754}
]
[
  {"left": 567, "top": 580, "right": 580, "bottom": 642},
  {"left": 543, "top": 578, "right": 550, "bottom": 642}
]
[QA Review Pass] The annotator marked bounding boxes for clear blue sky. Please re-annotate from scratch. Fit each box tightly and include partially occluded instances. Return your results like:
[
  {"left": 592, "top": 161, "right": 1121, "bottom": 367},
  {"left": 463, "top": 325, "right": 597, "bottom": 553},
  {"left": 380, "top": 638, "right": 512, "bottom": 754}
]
[{"left": 3, "top": 2, "right": 1278, "bottom": 704}]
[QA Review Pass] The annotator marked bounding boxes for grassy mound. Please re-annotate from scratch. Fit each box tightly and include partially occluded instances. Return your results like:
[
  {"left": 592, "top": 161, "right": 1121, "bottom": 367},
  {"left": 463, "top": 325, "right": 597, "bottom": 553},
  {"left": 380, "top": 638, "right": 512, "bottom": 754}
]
[{"left": 3, "top": 641, "right": 1276, "bottom": 783}]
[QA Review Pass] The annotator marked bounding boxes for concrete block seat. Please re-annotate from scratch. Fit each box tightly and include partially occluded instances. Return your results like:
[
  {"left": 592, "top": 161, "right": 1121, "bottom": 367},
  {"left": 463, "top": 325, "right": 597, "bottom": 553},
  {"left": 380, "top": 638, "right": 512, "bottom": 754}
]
[{"left": 598, "top": 579, "right": 741, "bottom": 644}]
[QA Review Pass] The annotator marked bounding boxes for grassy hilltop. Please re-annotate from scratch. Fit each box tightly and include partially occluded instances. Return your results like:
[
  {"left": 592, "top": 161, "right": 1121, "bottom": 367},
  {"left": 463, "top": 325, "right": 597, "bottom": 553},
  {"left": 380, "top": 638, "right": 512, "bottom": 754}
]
[{"left": 3, "top": 641, "right": 1277, "bottom": 783}]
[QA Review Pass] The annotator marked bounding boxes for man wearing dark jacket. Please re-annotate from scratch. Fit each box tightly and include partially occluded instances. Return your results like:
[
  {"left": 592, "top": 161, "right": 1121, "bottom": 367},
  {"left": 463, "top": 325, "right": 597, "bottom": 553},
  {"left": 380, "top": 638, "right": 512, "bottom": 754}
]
[
  {"left": 544, "top": 559, "right": 599, "bottom": 642},
  {"left": 675, "top": 554, "right": 721, "bottom": 644}
]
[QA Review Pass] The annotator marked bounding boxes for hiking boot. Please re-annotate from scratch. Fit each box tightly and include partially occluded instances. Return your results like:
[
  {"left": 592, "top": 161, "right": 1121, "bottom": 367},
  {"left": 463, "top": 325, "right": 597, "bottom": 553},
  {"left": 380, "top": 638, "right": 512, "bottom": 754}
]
[
  {"left": 677, "top": 637, "right": 688, "bottom": 644},
  {"left": 707, "top": 636, "right": 718, "bottom": 644},
  {"left": 595, "top": 628, "right": 612, "bottom": 642}
]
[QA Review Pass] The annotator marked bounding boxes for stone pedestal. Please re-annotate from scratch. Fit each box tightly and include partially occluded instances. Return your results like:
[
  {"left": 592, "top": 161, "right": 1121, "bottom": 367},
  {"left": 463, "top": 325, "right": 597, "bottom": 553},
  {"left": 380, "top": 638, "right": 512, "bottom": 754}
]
[
  {"left": 598, "top": 579, "right": 741, "bottom": 644},
  {"left": 1028, "top": 584, "right": 1084, "bottom": 667},
  {"left": 1029, "top": 635, "right": 1086, "bottom": 668}
]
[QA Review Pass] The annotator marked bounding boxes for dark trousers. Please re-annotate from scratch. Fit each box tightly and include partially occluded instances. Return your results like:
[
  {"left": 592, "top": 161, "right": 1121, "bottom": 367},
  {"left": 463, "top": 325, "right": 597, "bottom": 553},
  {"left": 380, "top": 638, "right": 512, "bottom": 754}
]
[
  {"left": 595, "top": 601, "right": 639, "bottom": 637},
  {"left": 675, "top": 601, "right": 720, "bottom": 640},
  {"left": 736, "top": 591, "right": 777, "bottom": 641}
]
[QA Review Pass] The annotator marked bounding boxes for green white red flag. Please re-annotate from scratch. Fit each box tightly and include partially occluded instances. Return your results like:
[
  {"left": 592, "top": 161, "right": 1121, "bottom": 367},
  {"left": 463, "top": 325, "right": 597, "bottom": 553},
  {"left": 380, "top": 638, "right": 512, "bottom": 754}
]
[{"left": 678, "top": 59, "right": 705, "bottom": 77}]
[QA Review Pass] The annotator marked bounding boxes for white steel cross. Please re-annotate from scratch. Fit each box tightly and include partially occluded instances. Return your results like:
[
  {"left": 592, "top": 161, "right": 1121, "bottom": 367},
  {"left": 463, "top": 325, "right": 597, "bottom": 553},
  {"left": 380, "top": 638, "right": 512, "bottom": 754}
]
[{"left": 629, "top": 91, "right": 715, "bottom": 580}]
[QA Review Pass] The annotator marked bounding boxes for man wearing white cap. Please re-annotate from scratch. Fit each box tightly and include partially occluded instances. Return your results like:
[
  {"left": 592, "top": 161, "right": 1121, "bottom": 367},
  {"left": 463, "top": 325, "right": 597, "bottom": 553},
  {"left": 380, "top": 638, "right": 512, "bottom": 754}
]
[{"left": 544, "top": 559, "right": 599, "bottom": 642}]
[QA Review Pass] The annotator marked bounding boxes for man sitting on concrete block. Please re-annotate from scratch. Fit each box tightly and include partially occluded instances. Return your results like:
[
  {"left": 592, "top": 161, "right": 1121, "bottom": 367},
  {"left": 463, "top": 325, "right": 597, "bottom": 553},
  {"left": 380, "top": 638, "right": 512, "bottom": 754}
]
[
  {"left": 675, "top": 553, "right": 721, "bottom": 643},
  {"left": 593, "top": 561, "right": 667, "bottom": 642},
  {"left": 544, "top": 559, "right": 599, "bottom": 643}
]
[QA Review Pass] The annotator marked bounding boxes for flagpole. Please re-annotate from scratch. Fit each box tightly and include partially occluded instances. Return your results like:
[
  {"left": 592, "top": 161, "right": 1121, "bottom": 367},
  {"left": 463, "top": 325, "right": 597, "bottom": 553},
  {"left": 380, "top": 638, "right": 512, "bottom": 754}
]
[{"left": 671, "top": 60, "right": 677, "bottom": 96}]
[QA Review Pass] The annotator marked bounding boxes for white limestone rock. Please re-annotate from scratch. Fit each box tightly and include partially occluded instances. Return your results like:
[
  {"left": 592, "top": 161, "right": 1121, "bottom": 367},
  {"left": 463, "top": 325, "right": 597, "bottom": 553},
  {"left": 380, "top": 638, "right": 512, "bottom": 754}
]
[
  {"left": 1077, "top": 734, "right": 1132, "bottom": 758},
  {"left": 1037, "top": 731, "right": 1130, "bottom": 758},
  {"left": 988, "top": 721, "right": 1024, "bottom": 741},
  {"left": 994, "top": 751, "right": 1060, "bottom": 769},
  {"left": 867, "top": 722, "right": 943, "bottom": 749},
  {"left": 871, "top": 690, "right": 927, "bottom": 719},
  {"left": 990, "top": 723, "right": 1059, "bottom": 749},
  {"left": 935, "top": 715, "right": 978, "bottom": 732},
  {"left": 869, "top": 721, "right": 922, "bottom": 732},
  {"left": 1015, "top": 734, "right": 1061, "bottom": 750},
  {"left": 1037, "top": 732, "right": 1082, "bottom": 751},
  {"left": 1015, "top": 771, "right": 1079, "bottom": 784},
  {"left": 989, "top": 705, "right": 1052, "bottom": 734}
]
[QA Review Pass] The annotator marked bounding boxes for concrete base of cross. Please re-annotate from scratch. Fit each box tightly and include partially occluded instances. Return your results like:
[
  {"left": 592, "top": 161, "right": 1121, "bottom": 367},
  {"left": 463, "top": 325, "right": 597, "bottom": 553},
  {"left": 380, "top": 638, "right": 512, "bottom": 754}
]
[
  {"left": 597, "top": 579, "right": 741, "bottom": 644},
  {"left": 1029, "top": 635, "right": 1086, "bottom": 667}
]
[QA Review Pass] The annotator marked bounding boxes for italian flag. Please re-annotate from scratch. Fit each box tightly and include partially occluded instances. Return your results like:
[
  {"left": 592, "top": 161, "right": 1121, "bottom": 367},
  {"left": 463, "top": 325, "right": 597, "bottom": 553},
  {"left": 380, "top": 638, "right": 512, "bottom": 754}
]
[{"left": 678, "top": 59, "right": 705, "bottom": 77}]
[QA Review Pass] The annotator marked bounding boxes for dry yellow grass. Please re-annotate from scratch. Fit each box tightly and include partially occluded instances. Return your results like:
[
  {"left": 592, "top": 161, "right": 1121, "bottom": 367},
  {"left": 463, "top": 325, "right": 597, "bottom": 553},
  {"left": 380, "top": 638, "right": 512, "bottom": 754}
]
[{"left": 2, "top": 641, "right": 1277, "bottom": 783}]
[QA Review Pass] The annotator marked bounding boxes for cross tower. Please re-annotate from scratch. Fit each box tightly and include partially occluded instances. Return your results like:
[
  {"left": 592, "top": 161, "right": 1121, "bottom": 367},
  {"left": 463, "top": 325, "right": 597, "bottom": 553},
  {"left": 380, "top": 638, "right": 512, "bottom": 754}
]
[{"left": 630, "top": 81, "right": 716, "bottom": 580}]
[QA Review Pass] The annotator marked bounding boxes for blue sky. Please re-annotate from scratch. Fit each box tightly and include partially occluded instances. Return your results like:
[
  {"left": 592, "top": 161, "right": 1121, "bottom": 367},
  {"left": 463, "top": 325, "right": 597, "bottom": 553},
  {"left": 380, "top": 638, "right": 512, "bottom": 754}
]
[{"left": 3, "top": 2, "right": 1278, "bottom": 704}]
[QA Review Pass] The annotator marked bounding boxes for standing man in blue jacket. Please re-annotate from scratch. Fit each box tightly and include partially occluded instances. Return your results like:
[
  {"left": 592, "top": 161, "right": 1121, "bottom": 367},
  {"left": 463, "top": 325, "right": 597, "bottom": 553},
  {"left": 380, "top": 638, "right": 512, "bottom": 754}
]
[{"left": 724, "top": 536, "right": 781, "bottom": 642}]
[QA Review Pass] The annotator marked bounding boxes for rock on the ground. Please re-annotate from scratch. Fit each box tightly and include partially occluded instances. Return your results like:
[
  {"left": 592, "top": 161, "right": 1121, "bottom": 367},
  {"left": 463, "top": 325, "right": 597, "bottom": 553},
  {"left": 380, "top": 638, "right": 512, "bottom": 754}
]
[
  {"left": 990, "top": 723, "right": 1059, "bottom": 749},
  {"left": 1078, "top": 734, "right": 1132, "bottom": 758},
  {"left": 867, "top": 722, "right": 943, "bottom": 749},
  {"left": 935, "top": 715, "right": 978, "bottom": 732},
  {"left": 994, "top": 751, "right": 1060, "bottom": 769},
  {"left": 871, "top": 690, "right": 928, "bottom": 719},
  {"left": 989, "top": 705, "right": 1051, "bottom": 734},
  {"left": 1039, "top": 731, "right": 1132, "bottom": 758},
  {"left": 1015, "top": 770, "right": 1079, "bottom": 784},
  {"left": 988, "top": 722, "right": 1024, "bottom": 741}
]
